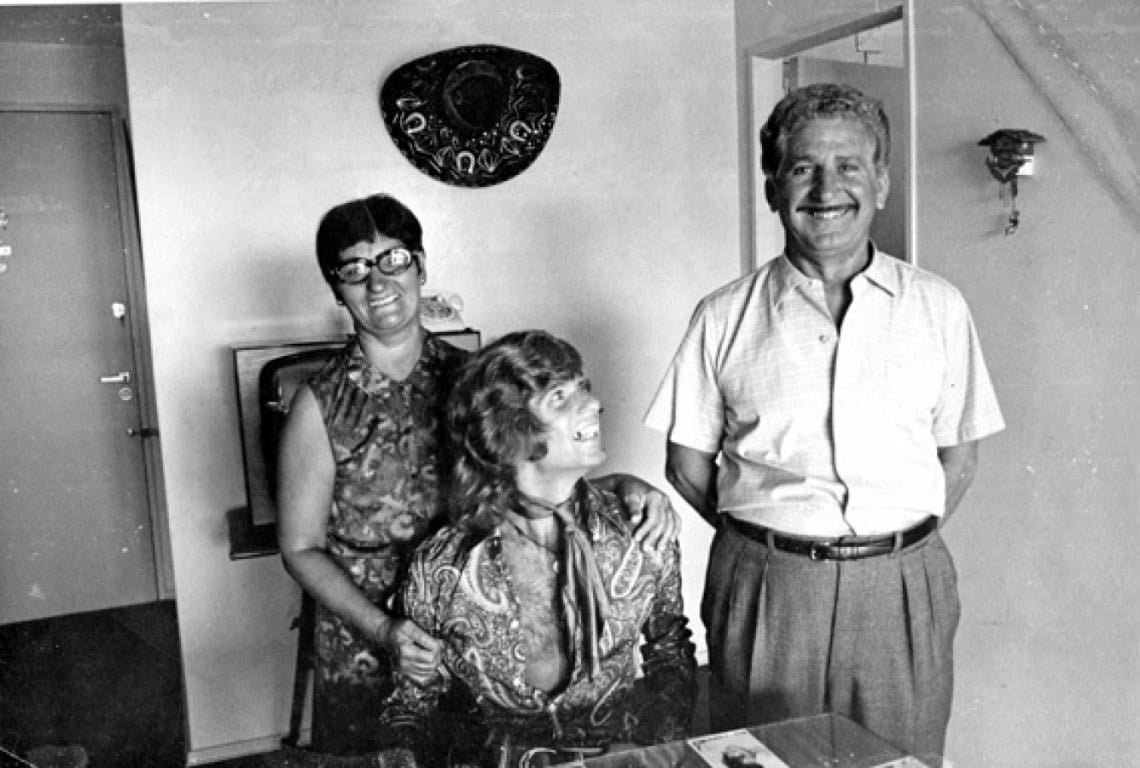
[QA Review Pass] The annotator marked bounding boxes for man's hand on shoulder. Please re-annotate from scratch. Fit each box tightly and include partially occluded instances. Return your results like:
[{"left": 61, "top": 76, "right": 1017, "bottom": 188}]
[{"left": 664, "top": 441, "right": 720, "bottom": 528}]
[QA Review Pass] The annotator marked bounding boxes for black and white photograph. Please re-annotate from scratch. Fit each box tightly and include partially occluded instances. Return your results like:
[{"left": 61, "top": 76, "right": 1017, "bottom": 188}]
[{"left": 1, "top": 1, "right": 1138, "bottom": 767}]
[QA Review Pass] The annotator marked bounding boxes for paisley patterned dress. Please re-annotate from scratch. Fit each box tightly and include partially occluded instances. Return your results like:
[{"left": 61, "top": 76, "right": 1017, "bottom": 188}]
[{"left": 306, "top": 334, "right": 468, "bottom": 755}]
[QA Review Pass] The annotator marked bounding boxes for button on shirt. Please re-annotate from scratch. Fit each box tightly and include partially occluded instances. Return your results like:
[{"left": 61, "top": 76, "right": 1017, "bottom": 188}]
[{"left": 644, "top": 251, "right": 1005, "bottom": 537}]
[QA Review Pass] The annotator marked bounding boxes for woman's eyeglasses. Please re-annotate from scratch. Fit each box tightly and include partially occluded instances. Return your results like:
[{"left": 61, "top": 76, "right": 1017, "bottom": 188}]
[{"left": 329, "top": 247, "right": 418, "bottom": 284}]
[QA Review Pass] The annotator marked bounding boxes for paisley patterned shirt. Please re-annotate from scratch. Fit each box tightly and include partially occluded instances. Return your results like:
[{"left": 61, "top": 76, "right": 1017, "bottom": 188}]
[
  {"left": 304, "top": 333, "right": 468, "bottom": 755},
  {"left": 379, "top": 479, "right": 697, "bottom": 761}
]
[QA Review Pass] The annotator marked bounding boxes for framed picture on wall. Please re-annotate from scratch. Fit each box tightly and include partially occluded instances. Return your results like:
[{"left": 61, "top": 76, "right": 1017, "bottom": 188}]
[{"left": 228, "top": 328, "right": 482, "bottom": 551}]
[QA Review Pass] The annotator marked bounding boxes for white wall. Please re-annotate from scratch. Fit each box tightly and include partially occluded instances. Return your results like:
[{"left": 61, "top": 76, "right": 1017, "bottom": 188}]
[
  {"left": 121, "top": 1, "right": 738, "bottom": 760},
  {"left": 914, "top": 2, "right": 1140, "bottom": 766}
]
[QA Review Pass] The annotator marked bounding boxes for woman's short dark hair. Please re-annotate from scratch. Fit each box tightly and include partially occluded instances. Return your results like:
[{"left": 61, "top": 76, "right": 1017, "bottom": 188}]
[
  {"left": 315, "top": 193, "right": 424, "bottom": 289},
  {"left": 446, "top": 330, "right": 584, "bottom": 536},
  {"left": 759, "top": 82, "right": 891, "bottom": 179}
]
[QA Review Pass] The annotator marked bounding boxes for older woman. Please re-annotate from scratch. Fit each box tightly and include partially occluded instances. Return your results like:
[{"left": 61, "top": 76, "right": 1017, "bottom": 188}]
[{"left": 277, "top": 193, "right": 679, "bottom": 756}]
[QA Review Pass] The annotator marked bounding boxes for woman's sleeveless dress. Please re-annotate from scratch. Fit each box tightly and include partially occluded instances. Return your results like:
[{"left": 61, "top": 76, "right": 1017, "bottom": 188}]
[{"left": 305, "top": 334, "right": 467, "bottom": 755}]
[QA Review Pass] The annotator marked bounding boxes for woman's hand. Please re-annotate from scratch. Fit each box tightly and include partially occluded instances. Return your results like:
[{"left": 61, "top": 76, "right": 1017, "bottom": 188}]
[{"left": 378, "top": 617, "right": 443, "bottom": 686}]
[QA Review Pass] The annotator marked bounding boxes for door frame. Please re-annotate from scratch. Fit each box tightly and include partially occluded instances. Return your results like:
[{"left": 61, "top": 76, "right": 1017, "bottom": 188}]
[
  {"left": 0, "top": 102, "right": 174, "bottom": 598},
  {"left": 737, "top": 2, "right": 918, "bottom": 272}
]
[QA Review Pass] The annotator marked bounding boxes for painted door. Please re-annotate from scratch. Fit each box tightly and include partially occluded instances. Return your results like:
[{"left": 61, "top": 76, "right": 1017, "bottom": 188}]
[{"left": 0, "top": 108, "right": 159, "bottom": 624}]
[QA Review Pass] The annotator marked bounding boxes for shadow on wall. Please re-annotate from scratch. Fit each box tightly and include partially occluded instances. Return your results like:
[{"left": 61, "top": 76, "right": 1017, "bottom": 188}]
[{"left": 969, "top": 0, "right": 1140, "bottom": 232}]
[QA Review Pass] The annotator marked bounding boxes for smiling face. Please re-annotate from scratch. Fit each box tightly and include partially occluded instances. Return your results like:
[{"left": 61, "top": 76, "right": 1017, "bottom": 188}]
[
  {"left": 523, "top": 374, "right": 606, "bottom": 490},
  {"left": 334, "top": 235, "right": 423, "bottom": 341},
  {"left": 766, "top": 116, "right": 889, "bottom": 267}
]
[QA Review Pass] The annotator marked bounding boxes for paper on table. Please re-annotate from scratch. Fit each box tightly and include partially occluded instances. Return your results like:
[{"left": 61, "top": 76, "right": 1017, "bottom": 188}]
[{"left": 687, "top": 729, "right": 792, "bottom": 768}]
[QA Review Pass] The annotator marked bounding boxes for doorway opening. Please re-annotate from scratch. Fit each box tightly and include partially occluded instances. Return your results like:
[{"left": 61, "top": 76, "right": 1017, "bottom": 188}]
[{"left": 740, "top": 3, "right": 917, "bottom": 271}]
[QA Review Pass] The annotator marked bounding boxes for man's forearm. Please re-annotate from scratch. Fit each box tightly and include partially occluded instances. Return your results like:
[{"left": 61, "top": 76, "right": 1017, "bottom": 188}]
[
  {"left": 664, "top": 441, "right": 719, "bottom": 527},
  {"left": 938, "top": 441, "right": 979, "bottom": 524},
  {"left": 667, "top": 471, "right": 718, "bottom": 527}
]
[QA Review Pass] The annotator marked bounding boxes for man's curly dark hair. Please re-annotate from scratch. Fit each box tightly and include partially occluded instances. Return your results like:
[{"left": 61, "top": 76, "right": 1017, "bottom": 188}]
[{"left": 445, "top": 329, "right": 584, "bottom": 536}]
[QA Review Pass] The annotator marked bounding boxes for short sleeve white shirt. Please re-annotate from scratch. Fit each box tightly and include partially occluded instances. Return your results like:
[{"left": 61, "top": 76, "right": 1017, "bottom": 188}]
[{"left": 643, "top": 251, "right": 1005, "bottom": 536}]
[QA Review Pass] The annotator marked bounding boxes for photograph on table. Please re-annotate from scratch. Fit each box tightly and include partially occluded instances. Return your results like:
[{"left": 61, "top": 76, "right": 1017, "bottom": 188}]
[{"left": 687, "top": 729, "right": 791, "bottom": 768}]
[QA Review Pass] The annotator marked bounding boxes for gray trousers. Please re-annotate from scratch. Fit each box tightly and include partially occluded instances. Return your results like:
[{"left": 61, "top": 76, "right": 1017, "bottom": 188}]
[{"left": 702, "top": 520, "right": 959, "bottom": 765}]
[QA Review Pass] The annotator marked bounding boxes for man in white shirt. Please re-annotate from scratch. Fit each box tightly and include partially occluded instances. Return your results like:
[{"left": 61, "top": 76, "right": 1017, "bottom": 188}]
[{"left": 644, "top": 83, "right": 1004, "bottom": 765}]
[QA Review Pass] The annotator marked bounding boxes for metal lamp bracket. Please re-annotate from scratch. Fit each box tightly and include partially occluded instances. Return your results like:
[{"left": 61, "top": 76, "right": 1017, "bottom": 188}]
[{"left": 979, "top": 129, "right": 1045, "bottom": 236}]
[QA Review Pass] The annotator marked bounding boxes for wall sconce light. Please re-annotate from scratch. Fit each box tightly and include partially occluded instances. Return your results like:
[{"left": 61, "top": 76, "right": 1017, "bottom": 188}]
[{"left": 979, "top": 129, "right": 1045, "bottom": 236}]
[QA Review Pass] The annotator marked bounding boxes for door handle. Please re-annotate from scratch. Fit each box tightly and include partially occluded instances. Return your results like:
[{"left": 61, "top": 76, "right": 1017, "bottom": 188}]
[
  {"left": 100, "top": 371, "right": 131, "bottom": 384},
  {"left": 126, "top": 427, "right": 159, "bottom": 438}
]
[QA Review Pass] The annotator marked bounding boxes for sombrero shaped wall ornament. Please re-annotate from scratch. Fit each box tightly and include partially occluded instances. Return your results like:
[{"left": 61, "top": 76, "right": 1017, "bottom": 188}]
[{"left": 380, "top": 44, "right": 560, "bottom": 188}]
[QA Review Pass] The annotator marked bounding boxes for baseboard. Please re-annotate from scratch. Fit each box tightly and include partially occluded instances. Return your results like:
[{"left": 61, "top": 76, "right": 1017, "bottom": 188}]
[{"left": 185, "top": 729, "right": 309, "bottom": 766}]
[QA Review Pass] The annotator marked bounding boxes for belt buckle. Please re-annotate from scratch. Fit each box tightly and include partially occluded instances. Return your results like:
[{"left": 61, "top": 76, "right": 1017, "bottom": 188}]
[{"left": 809, "top": 541, "right": 829, "bottom": 561}]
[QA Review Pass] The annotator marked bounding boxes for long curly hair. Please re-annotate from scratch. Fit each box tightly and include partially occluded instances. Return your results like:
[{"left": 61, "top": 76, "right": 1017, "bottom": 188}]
[{"left": 446, "top": 330, "right": 583, "bottom": 537}]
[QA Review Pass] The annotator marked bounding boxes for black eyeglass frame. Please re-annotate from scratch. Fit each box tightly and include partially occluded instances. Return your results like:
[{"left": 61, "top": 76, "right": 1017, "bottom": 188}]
[{"left": 328, "top": 247, "right": 421, "bottom": 284}]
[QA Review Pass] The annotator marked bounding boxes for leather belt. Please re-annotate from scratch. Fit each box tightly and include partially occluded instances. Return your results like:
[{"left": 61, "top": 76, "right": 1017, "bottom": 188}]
[{"left": 725, "top": 515, "right": 937, "bottom": 561}]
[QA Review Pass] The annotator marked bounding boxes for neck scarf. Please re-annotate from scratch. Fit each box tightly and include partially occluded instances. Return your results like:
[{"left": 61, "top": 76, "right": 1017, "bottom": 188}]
[{"left": 517, "top": 483, "right": 611, "bottom": 678}]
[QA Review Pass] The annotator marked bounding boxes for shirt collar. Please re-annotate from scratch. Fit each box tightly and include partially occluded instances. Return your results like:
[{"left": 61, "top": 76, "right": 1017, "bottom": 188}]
[
  {"left": 497, "top": 480, "right": 625, "bottom": 538},
  {"left": 860, "top": 246, "right": 901, "bottom": 296},
  {"left": 771, "top": 243, "right": 900, "bottom": 303}
]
